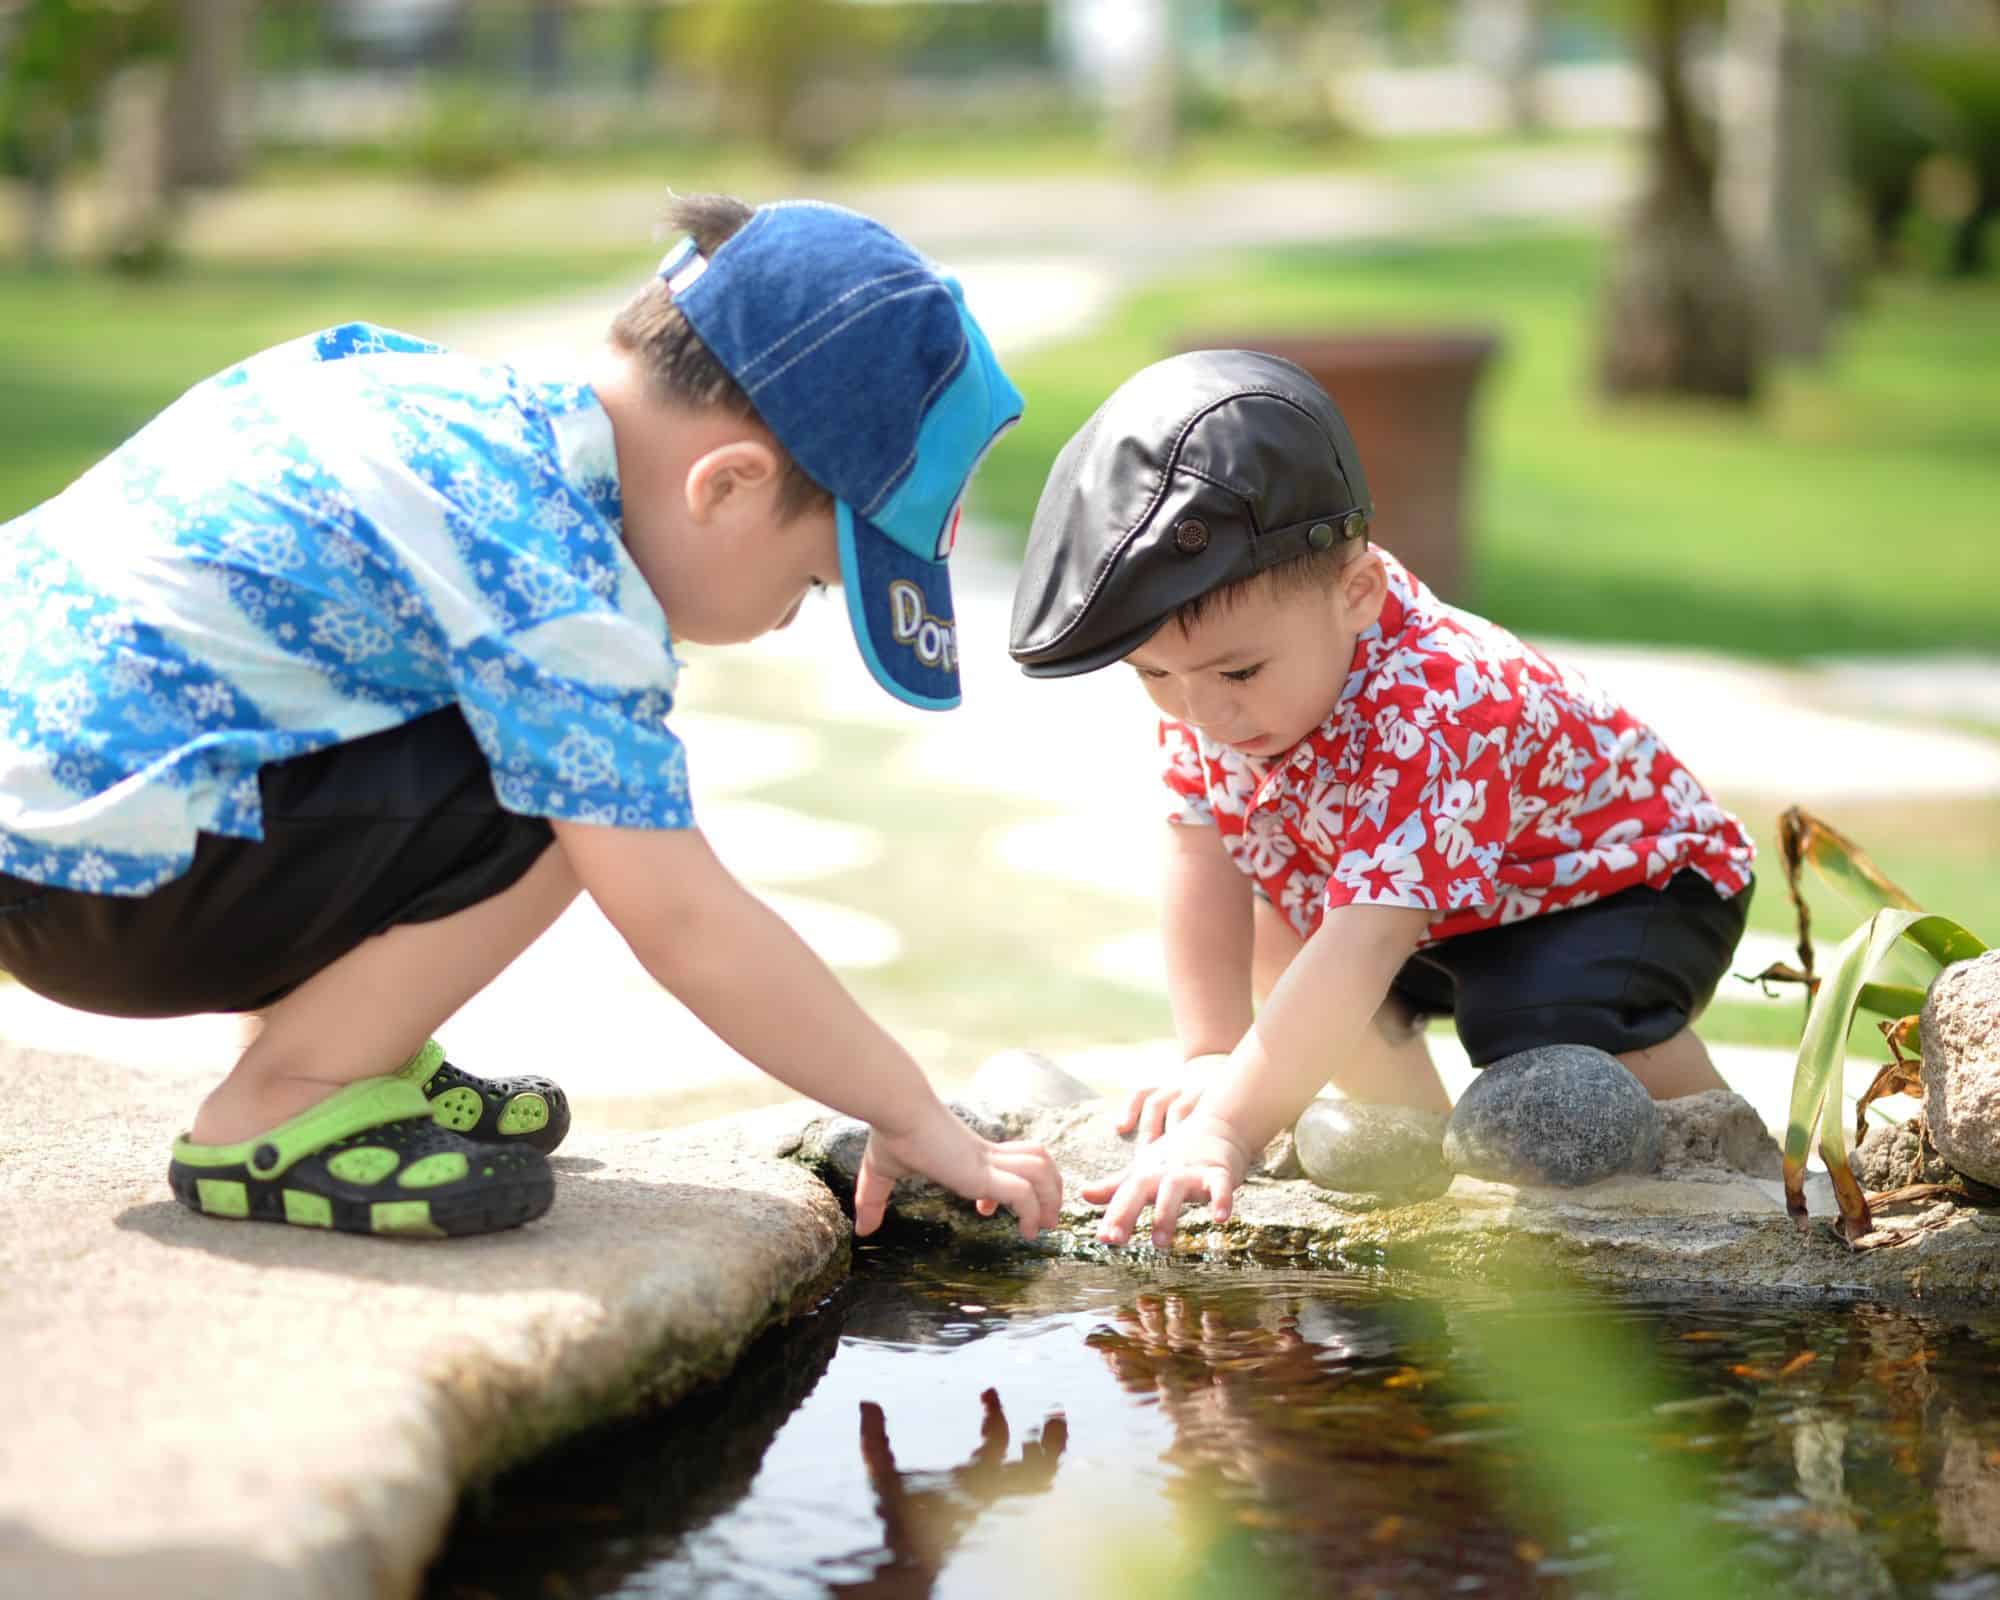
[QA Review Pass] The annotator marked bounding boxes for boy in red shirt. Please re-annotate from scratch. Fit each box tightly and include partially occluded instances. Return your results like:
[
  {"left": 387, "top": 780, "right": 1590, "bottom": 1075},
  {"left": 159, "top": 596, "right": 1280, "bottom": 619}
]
[{"left": 1008, "top": 350, "right": 1754, "bottom": 1246}]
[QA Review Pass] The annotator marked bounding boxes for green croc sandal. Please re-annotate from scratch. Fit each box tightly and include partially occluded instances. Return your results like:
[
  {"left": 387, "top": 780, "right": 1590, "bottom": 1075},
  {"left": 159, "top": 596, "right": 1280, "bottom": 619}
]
[
  {"left": 168, "top": 1078, "right": 554, "bottom": 1238},
  {"left": 392, "top": 1039, "right": 572, "bottom": 1155}
]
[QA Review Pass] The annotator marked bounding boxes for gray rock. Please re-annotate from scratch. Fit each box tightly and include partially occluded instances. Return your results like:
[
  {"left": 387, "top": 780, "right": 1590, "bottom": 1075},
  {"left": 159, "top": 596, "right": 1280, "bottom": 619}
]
[
  {"left": 1292, "top": 1100, "right": 1450, "bottom": 1202},
  {"left": 1442, "top": 1045, "right": 1663, "bottom": 1188},
  {"left": 1924, "top": 951, "right": 2000, "bottom": 1187},
  {"left": 1656, "top": 1090, "right": 1782, "bottom": 1179},
  {"left": 1853, "top": 1116, "right": 2000, "bottom": 1205},
  {"left": 970, "top": 1049, "right": 1098, "bottom": 1110},
  {"left": 1854, "top": 1118, "right": 1955, "bottom": 1192},
  {"left": 1254, "top": 1128, "right": 1304, "bottom": 1181}
]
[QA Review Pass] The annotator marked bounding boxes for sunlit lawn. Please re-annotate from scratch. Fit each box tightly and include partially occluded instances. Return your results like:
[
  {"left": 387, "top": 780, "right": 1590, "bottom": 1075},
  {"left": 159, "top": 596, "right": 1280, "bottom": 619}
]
[
  {"left": 977, "top": 230, "right": 2000, "bottom": 662},
  {"left": 0, "top": 248, "right": 646, "bottom": 517}
]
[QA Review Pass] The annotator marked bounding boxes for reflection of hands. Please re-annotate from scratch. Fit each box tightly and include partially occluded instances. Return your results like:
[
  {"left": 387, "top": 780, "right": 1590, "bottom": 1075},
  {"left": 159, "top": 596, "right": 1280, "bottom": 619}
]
[
  {"left": 854, "top": 1103, "right": 1063, "bottom": 1241},
  {"left": 1088, "top": 1292, "right": 1323, "bottom": 1487},
  {"left": 836, "top": 1389, "right": 1068, "bottom": 1598},
  {"left": 1116, "top": 1053, "right": 1232, "bottom": 1144},
  {"left": 1080, "top": 1110, "right": 1254, "bottom": 1247}
]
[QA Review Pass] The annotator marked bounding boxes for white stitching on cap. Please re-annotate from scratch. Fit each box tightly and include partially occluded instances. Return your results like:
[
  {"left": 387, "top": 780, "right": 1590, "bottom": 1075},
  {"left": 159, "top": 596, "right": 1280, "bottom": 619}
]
[
  {"left": 736, "top": 266, "right": 933, "bottom": 374},
  {"left": 858, "top": 333, "right": 970, "bottom": 518},
  {"left": 743, "top": 280, "right": 950, "bottom": 397}
]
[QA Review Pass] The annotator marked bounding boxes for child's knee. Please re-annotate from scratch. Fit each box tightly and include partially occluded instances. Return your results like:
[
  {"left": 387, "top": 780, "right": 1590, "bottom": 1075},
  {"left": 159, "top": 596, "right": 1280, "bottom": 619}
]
[{"left": 1371, "top": 991, "right": 1427, "bottom": 1045}]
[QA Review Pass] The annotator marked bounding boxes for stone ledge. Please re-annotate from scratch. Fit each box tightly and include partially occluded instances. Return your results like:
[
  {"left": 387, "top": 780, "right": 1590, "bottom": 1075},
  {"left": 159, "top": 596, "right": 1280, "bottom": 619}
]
[{"left": 0, "top": 1044, "right": 847, "bottom": 1600}]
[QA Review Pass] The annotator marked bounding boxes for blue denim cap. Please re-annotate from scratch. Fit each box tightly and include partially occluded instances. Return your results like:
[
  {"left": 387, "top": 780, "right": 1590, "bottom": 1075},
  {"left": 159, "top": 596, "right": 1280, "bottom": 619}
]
[{"left": 659, "top": 202, "right": 1024, "bottom": 709}]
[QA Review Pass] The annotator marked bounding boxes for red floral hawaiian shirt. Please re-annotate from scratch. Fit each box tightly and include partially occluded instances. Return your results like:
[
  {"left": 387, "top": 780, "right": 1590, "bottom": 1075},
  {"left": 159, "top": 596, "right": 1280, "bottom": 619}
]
[{"left": 1161, "top": 550, "right": 1755, "bottom": 946}]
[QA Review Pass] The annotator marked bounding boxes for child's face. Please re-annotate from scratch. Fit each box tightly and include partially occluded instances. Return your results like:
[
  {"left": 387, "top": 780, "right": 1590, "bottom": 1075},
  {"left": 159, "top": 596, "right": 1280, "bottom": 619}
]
[
  {"left": 662, "top": 475, "right": 843, "bottom": 647},
  {"left": 1124, "top": 553, "right": 1386, "bottom": 757},
  {"left": 709, "top": 497, "right": 842, "bottom": 645}
]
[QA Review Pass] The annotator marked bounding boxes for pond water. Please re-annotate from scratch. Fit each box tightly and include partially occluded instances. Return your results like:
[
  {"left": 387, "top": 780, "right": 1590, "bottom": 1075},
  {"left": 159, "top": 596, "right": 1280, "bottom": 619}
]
[{"left": 428, "top": 1245, "right": 2000, "bottom": 1600}]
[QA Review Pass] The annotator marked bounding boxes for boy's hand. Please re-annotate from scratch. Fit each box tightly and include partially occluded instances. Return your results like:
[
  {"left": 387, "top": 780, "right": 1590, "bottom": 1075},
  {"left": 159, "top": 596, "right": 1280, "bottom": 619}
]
[
  {"left": 854, "top": 1102, "right": 1063, "bottom": 1242},
  {"left": 1116, "top": 1051, "right": 1233, "bottom": 1144},
  {"left": 1080, "top": 1110, "right": 1255, "bottom": 1248}
]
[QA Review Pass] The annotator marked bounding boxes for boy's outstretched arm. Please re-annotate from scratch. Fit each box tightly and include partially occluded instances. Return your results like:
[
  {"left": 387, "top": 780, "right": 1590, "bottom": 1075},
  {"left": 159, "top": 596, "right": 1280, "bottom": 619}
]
[
  {"left": 552, "top": 819, "right": 1062, "bottom": 1239},
  {"left": 1084, "top": 901, "right": 1431, "bottom": 1247},
  {"left": 1120, "top": 821, "right": 1254, "bottom": 1141}
]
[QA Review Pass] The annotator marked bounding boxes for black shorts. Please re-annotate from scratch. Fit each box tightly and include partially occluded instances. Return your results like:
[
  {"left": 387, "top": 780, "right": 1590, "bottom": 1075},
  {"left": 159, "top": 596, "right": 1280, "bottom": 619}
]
[
  {"left": 0, "top": 709, "right": 554, "bottom": 1018},
  {"left": 1388, "top": 870, "right": 1753, "bottom": 1065}
]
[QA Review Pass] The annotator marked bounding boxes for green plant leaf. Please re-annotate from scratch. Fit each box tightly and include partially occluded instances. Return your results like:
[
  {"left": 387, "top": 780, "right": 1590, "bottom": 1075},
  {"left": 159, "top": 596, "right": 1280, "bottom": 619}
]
[
  {"left": 1782, "top": 910, "right": 1985, "bottom": 1239},
  {"left": 1855, "top": 982, "right": 1929, "bottom": 1018}
]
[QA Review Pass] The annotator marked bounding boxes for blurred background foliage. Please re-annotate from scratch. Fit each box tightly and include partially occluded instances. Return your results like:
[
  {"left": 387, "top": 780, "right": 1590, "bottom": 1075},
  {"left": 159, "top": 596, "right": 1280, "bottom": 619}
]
[{"left": 3, "top": 0, "right": 1998, "bottom": 662}]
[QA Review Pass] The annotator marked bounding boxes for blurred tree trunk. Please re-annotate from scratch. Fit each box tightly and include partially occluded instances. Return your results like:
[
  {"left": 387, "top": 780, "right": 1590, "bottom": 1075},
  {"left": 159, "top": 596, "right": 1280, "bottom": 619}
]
[
  {"left": 1598, "top": 0, "right": 1761, "bottom": 402},
  {"left": 1720, "top": 0, "right": 1835, "bottom": 359},
  {"left": 1460, "top": 0, "right": 1547, "bottom": 131},
  {"left": 527, "top": 0, "right": 571, "bottom": 90},
  {"left": 163, "top": 0, "right": 253, "bottom": 189},
  {"left": 626, "top": 0, "right": 659, "bottom": 93},
  {"left": 22, "top": 117, "right": 69, "bottom": 267}
]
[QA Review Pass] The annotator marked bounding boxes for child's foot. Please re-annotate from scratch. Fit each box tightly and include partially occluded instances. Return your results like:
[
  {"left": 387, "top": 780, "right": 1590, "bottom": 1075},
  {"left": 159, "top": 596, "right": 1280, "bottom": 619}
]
[
  {"left": 169, "top": 1077, "right": 553, "bottom": 1238},
  {"left": 392, "top": 1039, "right": 572, "bottom": 1155}
]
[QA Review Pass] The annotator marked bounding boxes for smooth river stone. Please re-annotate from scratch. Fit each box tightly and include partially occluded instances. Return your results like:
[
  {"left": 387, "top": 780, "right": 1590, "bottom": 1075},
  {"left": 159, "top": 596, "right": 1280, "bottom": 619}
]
[
  {"left": 1923, "top": 951, "right": 2000, "bottom": 1188},
  {"left": 1443, "top": 1045, "right": 1662, "bottom": 1188},
  {"left": 1292, "top": 1100, "right": 1450, "bottom": 1202}
]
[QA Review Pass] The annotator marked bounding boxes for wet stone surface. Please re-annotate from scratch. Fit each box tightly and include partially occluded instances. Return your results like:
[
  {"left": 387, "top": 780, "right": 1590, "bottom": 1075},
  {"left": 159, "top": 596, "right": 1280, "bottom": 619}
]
[
  {"left": 1924, "top": 951, "right": 2000, "bottom": 1189},
  {"left": 1291, "top": 1100, "right": 1450, "bottom": 1205},
  {"left": 1442, "top": 1045, "right": 1664, "bottom": 1188},
  {"left": 780, "top": 1052, "right": 2000, "bottom": 1305}
]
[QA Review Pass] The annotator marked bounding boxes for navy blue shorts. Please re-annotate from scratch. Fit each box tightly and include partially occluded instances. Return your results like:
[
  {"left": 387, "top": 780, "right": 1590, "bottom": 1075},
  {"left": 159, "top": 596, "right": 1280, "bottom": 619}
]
[
  {"left": 1389, "top": 870, "right": 1752, "bottom": 1065},
  {"left": 0, "top": 709, "right": 553, "bottom": 1018}
]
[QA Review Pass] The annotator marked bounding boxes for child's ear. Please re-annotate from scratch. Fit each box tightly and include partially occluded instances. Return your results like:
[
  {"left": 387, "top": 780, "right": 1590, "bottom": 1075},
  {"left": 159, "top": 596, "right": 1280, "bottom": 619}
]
[
  {"left": 684, "top": 439, "right": 780, "bottom": 525},
  {"left": 1337, "top": 549, "right": 1389, "bottom": 630}
]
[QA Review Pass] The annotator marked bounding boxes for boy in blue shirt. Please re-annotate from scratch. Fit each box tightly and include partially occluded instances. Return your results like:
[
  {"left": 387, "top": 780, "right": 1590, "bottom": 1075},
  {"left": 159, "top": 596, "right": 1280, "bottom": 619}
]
[{"left": 0, "top": 195, "right": 1061, "bottom": 1242}]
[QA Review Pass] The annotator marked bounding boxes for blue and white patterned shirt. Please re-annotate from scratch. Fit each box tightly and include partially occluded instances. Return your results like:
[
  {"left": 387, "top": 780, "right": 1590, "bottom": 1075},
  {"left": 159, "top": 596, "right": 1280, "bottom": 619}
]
[{"left": 0, "top": 323, "right": 691, "bottom": 898}]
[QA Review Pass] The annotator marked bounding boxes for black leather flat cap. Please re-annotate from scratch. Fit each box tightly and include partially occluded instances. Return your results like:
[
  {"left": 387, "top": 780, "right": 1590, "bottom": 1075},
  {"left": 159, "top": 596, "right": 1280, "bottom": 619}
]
[{"left": 1009, "top": 349, "right": 1372, "bottom": 678}]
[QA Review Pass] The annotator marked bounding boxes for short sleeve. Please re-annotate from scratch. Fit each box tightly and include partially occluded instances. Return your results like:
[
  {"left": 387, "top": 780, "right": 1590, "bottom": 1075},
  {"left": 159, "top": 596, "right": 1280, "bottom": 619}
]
[
  {"left": 451, "top": 620, "right": 690, "bottom": 829},
  {"left": 1324, "top": 714, "right": 1511, "bottom": 916},
  {"left": 1159, "top": 717, "right": 1214, "bottom": 827}
]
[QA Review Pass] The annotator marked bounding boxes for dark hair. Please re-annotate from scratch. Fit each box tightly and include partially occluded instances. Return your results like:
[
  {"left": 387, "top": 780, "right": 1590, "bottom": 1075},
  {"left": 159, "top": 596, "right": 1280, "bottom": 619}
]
[
  {"left": 608, "top": 193, "right": 832, "bottom": 523},
  {"left": 1170, "top": 540, "right": 1365, "bottom": 635}
]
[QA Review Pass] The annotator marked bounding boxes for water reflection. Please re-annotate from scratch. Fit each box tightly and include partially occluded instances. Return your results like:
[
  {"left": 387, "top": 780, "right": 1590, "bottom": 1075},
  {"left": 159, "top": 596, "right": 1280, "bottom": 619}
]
[
  {"left": 1086, "top": 1287, "right": 1544, "bottom": 1596},
  {"left": 428, "top": 1256, "right": 2000, "bottom": 1600},
  {"left": 829, "top": 1389, "right": 1067, "bottom": 1598}
]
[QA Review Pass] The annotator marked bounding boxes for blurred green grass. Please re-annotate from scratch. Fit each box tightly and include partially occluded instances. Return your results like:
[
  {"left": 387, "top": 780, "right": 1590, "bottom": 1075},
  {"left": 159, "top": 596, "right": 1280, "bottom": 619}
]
[
  {"left": 974, "top": 230, "right": 2000, "bottom": 661},
  {"left": 0, "top": 249, "right": 636, "bottom": 517}
]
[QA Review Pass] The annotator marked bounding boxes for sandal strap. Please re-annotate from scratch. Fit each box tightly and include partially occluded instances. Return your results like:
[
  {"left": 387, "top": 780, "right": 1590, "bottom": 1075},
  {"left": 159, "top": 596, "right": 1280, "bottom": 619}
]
[
  {"left": 171, "top": 1078, "right": 436, "bottom": 1181},
  {"left": 389, "top": 1038, "right": 448, "bottom": 1092}
]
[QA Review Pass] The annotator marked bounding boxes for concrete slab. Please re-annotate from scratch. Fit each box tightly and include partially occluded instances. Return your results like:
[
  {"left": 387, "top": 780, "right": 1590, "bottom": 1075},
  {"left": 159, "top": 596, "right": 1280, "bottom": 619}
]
[{"left": 0, "top": 1043, "right": 845, "bottom": 1600}]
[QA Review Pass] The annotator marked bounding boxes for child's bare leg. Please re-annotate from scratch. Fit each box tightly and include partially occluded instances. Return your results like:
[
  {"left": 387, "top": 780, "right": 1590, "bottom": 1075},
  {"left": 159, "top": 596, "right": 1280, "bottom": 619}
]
[
  {"left": 1253, "top": 897, "right": 1451, "bottom": 1115},
  {"left": 1617, "top": 1025, "right": 1729, "bottom": 1100},
  {"left": 189, "top": 845, "right": 581, "bottom": 1144}
]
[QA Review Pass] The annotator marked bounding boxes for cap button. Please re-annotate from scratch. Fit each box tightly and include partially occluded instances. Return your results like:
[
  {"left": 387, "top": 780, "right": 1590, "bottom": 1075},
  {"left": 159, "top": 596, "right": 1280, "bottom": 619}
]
[
  {"left": 1174, "top": 518, "right": 1210, "bottom": 555},
  {"left": 1342, "top": 510, "right": 1370, "bottom": 541},
  {"left": 1307, "top": 522, "right": 1335, "bottom": 550}
]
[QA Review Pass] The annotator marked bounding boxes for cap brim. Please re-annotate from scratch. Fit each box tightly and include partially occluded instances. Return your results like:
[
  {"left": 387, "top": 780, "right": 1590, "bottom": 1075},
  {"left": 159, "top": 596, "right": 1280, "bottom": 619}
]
[{"left": 837, "top": 501, "right": 962, "bottom": 710}]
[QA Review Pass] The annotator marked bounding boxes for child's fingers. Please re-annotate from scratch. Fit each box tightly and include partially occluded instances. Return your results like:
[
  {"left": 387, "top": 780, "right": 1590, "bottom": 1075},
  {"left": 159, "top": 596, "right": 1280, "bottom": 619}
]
[
  {"left": 1078, "top": 1172, "right": 1122, "bottom": 1205},
  {"left": 1150, "top": 1170, "right": 1194, "bottom": 1248},
  {"left": 1096, "top": 1174, "right": 1157, "bottom": 1246},
  {"left": 853, "top": 1153, "right": 892, "bottom": 1237},
  {"left": 1002, "top": 1143, "right": 1063, "bottom": 1225},
  {"left": 1208, "top": 1168, "right": 1236, "bottom": 1225},
  {"left": 1138, "top": 1092, "right": 1176, "bottom": 1144},
  {"left": 985, "top": 1170, "right": 1043, "bottom": 1240},
  {"left": 975, "top": 1197, "right": 998, "bottom": 1216},
  {"left": 1116, "top": 1085, "right": 1150, "bottom": 1136}
]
